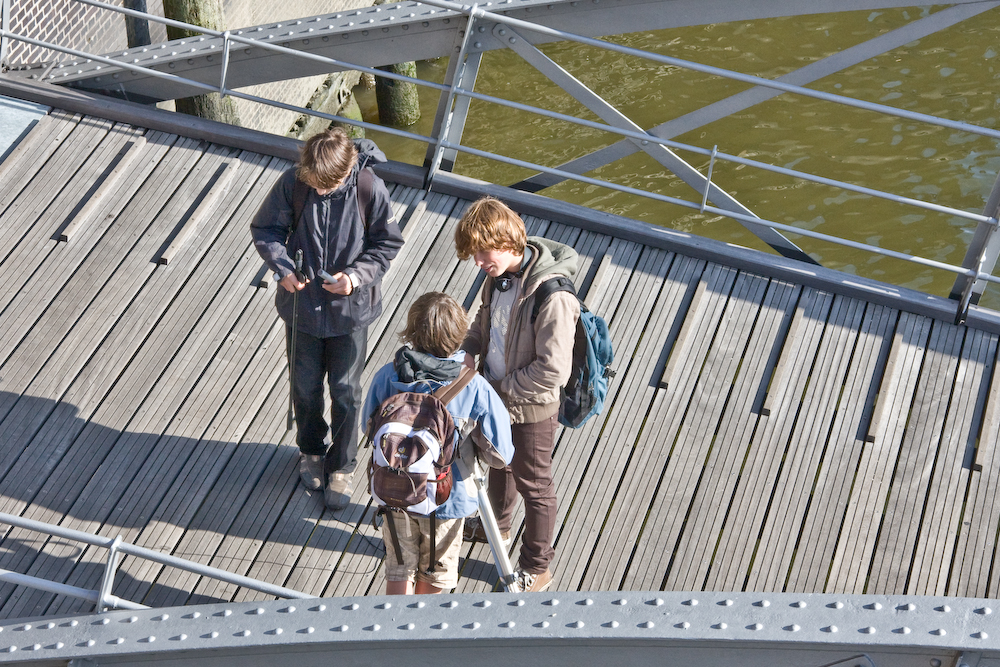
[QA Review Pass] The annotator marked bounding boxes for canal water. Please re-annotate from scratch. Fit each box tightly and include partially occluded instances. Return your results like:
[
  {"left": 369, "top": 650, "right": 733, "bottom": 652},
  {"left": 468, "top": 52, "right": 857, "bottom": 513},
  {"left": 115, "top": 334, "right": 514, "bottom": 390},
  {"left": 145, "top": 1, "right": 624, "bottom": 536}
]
[{"left": 353, "top": 6, "right": 1000, "bottom": 308}]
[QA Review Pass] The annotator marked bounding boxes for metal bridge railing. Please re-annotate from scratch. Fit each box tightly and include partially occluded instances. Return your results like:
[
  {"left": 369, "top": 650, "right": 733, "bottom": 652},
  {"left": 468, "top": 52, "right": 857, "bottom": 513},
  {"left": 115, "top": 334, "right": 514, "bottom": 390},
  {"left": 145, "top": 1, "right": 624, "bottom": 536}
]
[
  {"left": 0, "top": 511, "right": 315, "bottom": 612},
  {"left": 2, "top": 0, "right": 1000, "bottom": 322}
]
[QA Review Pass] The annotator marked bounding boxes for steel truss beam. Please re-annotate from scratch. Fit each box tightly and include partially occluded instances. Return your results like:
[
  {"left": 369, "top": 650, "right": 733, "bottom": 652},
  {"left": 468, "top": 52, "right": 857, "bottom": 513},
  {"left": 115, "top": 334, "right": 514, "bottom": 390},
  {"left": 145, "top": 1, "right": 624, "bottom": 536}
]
[
  {"left": 17, "top": 0, "right": 998, "bottom": 103},
  {"left": 511, "top": 2, "right": 1000, "bottom": 193},
  {"left": 1, "top": 590, "right": 997, "bottom": 666}
]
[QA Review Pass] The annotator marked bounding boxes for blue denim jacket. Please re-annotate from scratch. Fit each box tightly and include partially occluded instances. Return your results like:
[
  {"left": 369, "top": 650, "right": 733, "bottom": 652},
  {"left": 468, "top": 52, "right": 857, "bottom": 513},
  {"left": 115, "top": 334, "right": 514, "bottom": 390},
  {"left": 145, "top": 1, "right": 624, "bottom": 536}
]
[{"left": 364, "top": 350, "right": 514, "bottom": 520}]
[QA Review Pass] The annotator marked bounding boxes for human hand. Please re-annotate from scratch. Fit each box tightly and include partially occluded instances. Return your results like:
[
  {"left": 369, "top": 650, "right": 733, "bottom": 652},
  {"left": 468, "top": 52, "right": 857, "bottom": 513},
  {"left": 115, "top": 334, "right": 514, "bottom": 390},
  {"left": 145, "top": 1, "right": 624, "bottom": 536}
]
[
  {"left": 461, "top": 351, "right": 476, "bottom": 370},
  {"left": 321, "top": 271, "right": 353, "bottom": 296},
  {"left": 279, "top": 273, "right": 308, "bottom": 292}
]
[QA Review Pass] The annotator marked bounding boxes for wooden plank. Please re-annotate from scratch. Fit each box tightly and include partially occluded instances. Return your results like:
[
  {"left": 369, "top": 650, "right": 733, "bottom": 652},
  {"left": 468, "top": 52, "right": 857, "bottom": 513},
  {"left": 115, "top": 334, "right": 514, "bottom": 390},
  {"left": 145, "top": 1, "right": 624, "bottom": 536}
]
[
  {"left": 140, "top": 386, "right": 290, "bottom": 608},
  {"left": 0, "top": 150, "right": 276, "bottom": 618},
  {"left": 157, "top": 159, "right": 237, "bottom": 264},
  {"left": 0, "top": 135, "right": 200, "bottom": 492},
  {"left": 0, "top": 111, "right": 79, "bottom": 217},
  {"left": 742, "top": 292, "right": 864, "bottom": 592},
  {"left": 784, "top": 302, "right": 897, "bottom": 592},
  {"left": 827, "top": 310, "right": 931, "bottom": 594},
  {"left": 662, "top": 275, "right": 799, "bottom": 591},
  {"left": 570, "top": 253, "right": 707, "bottom": 592},
  {"left": 670, "top": 278, "right": 802, "bottom": 592},
  {"left": 618, "top": 262, "right": 740, "bottom": 591},
  {"left": 59, "top": 134, "right": 148, "bottom": 242},
  {"left": 867, "top": 320, "right": 964, "bottom": 594},
  {"left": 0, "top": 121, "right": 143, "bottom": 350},
  {"left": 950, "top": 333, "right": 1000, "bottom": 598},
  {"left": 909, "top": 329, "right": 996, "bottom": 595}
]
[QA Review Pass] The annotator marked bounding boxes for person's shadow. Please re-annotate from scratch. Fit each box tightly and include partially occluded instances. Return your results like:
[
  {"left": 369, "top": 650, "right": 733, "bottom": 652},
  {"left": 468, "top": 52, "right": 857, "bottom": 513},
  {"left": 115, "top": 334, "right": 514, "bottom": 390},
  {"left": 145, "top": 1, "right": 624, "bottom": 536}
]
[{"left": 0, "top": 390, "right": 379, "bottom": 620}]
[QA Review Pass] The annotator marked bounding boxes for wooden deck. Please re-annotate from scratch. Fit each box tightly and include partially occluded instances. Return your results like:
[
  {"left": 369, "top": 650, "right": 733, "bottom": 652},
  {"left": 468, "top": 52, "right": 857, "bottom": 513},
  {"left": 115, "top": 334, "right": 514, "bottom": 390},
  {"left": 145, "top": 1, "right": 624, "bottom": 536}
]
[{"left": 2, "top": 95, "right": 1000, "bottom": 621}]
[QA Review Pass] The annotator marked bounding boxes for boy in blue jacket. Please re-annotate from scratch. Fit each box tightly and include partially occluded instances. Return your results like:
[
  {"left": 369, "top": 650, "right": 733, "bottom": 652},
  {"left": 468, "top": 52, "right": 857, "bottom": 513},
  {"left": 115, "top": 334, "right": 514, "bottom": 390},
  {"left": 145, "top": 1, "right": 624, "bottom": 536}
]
[{"left": 365, "top": 292, "right": 514, "bottom": 594}]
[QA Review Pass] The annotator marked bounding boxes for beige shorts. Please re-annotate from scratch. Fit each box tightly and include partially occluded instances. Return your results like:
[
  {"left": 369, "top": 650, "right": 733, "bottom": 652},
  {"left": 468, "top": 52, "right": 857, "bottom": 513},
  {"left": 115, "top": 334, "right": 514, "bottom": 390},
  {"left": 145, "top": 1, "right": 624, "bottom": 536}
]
[{"left": 381, "top": 511, "right": 463, "bottom": 590}]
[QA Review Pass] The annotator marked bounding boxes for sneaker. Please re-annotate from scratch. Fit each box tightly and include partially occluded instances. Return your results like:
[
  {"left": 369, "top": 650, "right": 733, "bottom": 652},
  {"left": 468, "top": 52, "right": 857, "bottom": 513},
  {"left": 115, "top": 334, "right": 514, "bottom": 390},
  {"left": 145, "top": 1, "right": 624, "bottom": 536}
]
[
  {"left": 298, "top": 454, "right": 324, "bottom": 491},
  {"left": 514, "top": 567, "right": 553, "bottom": 593},
  {"left": 463, "top": 517, "right": 510, "bottom": 548},
  {"left": 324, "top": 470, "right": 353, "bottom": 510}
]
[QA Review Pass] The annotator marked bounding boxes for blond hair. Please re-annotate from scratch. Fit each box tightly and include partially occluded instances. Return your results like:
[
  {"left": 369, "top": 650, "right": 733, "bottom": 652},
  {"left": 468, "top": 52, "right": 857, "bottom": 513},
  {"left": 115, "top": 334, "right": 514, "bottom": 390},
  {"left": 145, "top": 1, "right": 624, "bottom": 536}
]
[
  {"left": 297, "top": 127, "right": 358, "bottom": 190},
  {"left": 454, "top": 196, "right": 527, "bottom": 261},
  {"left": 399, "top": 292, "right": 469, "bottom": 358}
]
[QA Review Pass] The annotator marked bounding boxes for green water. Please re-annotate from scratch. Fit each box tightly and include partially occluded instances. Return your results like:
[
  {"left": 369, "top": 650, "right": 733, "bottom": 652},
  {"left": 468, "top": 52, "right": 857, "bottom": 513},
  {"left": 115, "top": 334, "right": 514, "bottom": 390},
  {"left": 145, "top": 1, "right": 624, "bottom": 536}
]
[{"left": 353, "top": 6, "right": 1000, "bottom": 308}]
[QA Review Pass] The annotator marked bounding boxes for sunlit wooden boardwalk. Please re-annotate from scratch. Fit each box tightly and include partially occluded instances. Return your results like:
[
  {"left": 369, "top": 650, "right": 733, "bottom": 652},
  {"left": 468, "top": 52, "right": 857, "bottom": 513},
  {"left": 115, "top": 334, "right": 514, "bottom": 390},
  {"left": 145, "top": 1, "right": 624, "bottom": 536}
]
[{"left": 2, "top": 81, "right": 1000, "bottom": 621}]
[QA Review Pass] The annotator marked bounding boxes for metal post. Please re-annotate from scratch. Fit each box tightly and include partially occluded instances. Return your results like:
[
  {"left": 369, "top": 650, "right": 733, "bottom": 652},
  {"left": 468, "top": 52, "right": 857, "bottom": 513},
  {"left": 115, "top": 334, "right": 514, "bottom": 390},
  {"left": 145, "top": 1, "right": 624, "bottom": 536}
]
[
  {"left": 700, "top": 145, "right": 718, "bottom": 214},
  {"left": 1, "top": 0, "right": 11, "bottom": 70},
  {"left": 219, "top": 30, "right": 231, "bottom": 98},
  {"left": 425, "top": 7, "right": 480, "bottom": 188},
  {"left": 951, "top": 170, "right": 1000, "bottom": 322},
  {"left": 98, "top": 536, "right": 123, "bottom": 612}
]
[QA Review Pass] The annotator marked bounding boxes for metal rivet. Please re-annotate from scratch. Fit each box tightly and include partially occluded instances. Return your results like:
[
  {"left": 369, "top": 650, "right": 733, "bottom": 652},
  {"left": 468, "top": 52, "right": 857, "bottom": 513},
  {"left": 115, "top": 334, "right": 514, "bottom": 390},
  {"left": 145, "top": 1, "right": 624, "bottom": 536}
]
[
  {"left": 823, "top": 626, "right": 838, "bottom": 633},
  {"left": 720, "top": 599, "right": 734, "bottom": 606},
  {"left": 639, "top": 621, "right": 655, "bottom": 629},
  {"left": 500, "top": 621, "right": 515, "bottom": 628},
  {"left": 713, "top": 623, "right": 727, "bottom": 630},
  {"left": 465, "top": 622, "right": 480, "bottom": 630},
  {"left": 333, "top": 625, "right": 348, "bottom": 632},
  {"left": 676, "top": 622, "right": 690, "bottom": 629},
  {"left": 475, "top": 600, "right": 491, "bottom": 608},
  {"left": 861, "top": 627, "right": 876, "bottom": 634},
  {"left": 411, "top": 601, "right": 426, "bottom": 609},
  {"left": 681, "top": 599, "right": 695, "bottom": 606},
  {"left": 613, "top": 599, "right": 627, "bottom": 605},
  {"left": 792, "top": 601, "right": 807, "bottom": 608},
  {"left": 607, "top": 621, "right": 619, "bottom": 628},
  {"left": 442, "top": 601, "right": 458, "bottom": 608},
  {"left": 113, "top": 638, "right": 125, "bottom": 644},
  {"left": 931, "top": 629, "right": 946, "bottom": 636},
  {"left": 786, "top": 624, "right": 800, "bottom": 632},
  {"left": 367, "top": 624, "right": 381, "bottom": 632},
  {"left": 974, "top": 631, "right": 988, "bottom": 639},
  {"left": 896, "top": 627, "right": 911, "bottom": 634},
  {"left": 976, "top": 607, "right": 992, "bottom": 615},
  {"left": 345, "top": 604, "right": 357, "bottom": 611},
  {"left": 403, "top": 623, "right": 415, "bottom": 630},
  {"left": 749, "top": 623, "right": 763, "bottom": 631}
]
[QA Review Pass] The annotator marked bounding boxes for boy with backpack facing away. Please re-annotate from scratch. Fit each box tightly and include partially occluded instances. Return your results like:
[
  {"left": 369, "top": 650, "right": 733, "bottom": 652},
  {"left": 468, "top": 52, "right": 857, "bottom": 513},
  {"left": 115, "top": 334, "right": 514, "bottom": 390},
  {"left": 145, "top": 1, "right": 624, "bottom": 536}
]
[
  {"left": 251, "top": 128, "right": 404, "bottom": 511},
  {"left": 365, "top": 292, "right": 514, "bottom": 594},
  {"left": 455, "top": 196, "right": 580, "bottom": 593}
]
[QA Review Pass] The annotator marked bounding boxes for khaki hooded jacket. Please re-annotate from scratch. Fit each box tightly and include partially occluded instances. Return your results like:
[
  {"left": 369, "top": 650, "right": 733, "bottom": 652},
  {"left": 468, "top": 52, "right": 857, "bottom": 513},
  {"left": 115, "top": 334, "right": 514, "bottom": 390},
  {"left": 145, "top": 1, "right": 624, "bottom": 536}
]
[{"left": 462, "top": 237, "right": 580, "bottom": 424}]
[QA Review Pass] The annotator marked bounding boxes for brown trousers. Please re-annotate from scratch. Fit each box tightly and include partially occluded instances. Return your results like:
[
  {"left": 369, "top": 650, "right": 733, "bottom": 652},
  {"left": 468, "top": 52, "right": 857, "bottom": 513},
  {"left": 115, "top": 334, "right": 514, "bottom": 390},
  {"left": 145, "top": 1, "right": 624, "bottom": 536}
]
[{"left": 489, "top": 413, "right": 558, "bottom": 574}]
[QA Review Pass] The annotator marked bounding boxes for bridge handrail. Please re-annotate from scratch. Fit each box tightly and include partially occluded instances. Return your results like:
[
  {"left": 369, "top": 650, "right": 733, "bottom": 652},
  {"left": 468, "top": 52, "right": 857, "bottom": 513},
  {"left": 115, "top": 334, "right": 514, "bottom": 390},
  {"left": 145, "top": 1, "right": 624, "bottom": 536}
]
[
  {"left": 2, "top": 0, "right": 999, "bottom": 320},
  {"left": 0, "top": 511, "right": 315, "bottom": 612}
]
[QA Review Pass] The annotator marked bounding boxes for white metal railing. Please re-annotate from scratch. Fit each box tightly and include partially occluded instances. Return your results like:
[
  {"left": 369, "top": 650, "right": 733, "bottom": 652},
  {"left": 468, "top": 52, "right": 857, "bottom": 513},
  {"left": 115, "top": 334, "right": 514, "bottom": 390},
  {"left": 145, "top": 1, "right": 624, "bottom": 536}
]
[
  {"left": 0, "top": 511, "right": 314, "bottom": 612},
  {"left": 2, "top": 0, "right": 1000, "bottom": 321}
]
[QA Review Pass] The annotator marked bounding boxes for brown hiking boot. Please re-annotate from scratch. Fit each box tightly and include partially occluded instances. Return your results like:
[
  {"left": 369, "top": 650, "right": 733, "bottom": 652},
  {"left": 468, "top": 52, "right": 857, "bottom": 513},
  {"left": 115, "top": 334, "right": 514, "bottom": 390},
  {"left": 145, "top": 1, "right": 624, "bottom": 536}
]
[{"left": 514, "top": 567, "right": 553, "bottom": 592}]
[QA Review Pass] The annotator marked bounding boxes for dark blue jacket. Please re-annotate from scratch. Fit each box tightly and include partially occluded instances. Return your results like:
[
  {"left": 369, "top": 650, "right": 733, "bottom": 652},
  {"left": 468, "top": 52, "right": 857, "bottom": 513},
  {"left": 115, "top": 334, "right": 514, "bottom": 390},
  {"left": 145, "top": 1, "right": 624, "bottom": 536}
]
[{"left": 250, "top": 140, "right": 404, "bottom": 337}]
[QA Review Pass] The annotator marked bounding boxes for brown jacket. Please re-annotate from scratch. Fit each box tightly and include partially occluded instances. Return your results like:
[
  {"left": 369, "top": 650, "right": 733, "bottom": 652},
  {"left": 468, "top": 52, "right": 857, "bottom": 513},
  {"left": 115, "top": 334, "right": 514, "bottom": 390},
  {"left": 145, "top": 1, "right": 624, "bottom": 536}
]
[{"left": 462, "top": 238, "right": 580, "bottom": 424}]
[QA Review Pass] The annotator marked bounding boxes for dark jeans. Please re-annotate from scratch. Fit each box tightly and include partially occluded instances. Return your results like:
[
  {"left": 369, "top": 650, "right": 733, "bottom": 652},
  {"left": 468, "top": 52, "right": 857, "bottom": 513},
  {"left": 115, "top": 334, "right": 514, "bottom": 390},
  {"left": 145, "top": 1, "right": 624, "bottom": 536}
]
[
  {"left": 489, "top": 413, "right": 558, "bottom": 574},
  {"left": 287, "top": 325, "right": 366, "bottom": 475}
]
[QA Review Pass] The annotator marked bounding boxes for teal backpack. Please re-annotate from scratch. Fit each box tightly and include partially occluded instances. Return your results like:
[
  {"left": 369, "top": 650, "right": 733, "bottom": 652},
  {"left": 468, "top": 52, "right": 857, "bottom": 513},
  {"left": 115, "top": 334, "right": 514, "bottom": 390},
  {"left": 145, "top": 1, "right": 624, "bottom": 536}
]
[{"left": 531, "top": 277, "right": 615, "bottom": 428}]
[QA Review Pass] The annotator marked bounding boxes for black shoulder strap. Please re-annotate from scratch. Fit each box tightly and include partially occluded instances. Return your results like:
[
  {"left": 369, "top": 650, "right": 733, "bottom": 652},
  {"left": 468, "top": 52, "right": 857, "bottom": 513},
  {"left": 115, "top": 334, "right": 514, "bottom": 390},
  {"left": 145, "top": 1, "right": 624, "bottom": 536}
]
[
  {"left": 290, "top": 177, "right": 310, "bottom": 241},
  {"left": 433, "top": 366, "right": 476, "bottom": 406},
  {"left": 531, "top": 276, "right": 576, "bottom": 323},
  {"left": 357, "top": 166, "right": 375, "bottom": 231}
]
